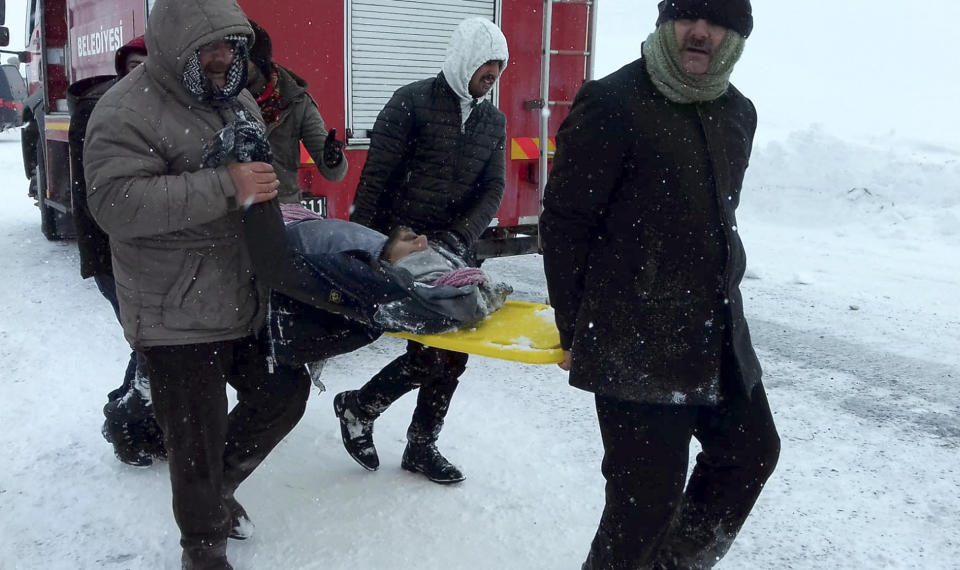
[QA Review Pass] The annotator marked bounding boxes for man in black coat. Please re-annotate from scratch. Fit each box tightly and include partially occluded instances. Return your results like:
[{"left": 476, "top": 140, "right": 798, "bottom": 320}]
[
  {"left": 334, "top": 17, "right": 509, "bottom": 484},
  {"left": 541, "top": 1, "right": 780, "bottom": 568},
  {"left": 66, "top": 36, "right": 165, "bottom": 467}
]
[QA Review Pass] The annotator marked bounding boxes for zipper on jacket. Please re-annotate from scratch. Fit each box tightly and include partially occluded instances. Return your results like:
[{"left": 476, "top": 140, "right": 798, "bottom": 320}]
[
  {"left": 265, "top": 298, "right": 276, "bottom": 374},
  {"left": 455, "top": 102, "right": 479, "bottom": 175}
]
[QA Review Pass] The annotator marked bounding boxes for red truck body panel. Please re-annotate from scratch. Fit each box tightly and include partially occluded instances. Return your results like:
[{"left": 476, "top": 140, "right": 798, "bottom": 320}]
[
  {"left": 242, "top": 1, "right": 591, "bottom": 226},
  {"left": 25, "top": 0, "right": 593, "bottom": 249}
]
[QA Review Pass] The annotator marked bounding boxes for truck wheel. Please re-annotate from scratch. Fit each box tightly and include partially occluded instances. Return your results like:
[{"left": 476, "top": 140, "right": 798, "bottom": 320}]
[{"left": 35, "top": 145, "right": 60, "bottom": 241}]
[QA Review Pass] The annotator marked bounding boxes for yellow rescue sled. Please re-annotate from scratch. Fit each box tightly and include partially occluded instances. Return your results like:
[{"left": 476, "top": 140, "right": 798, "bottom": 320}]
[{"left": 387, "top": 300, "right": 563, "bottom": 364}]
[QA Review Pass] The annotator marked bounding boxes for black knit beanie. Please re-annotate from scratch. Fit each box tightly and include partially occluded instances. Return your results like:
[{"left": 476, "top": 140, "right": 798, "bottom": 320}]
[
  {"left": 248, "top": 20, "right": 273, "bottom": 77},
  {"left": 656, "top": 0, "right": 753, "bottom": 39}
]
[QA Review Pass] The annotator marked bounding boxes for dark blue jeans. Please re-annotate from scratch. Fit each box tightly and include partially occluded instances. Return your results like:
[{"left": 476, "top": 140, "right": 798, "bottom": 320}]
[
  {"left": 93, "top": 274, "right": 139, "bottom": 403},
  {"left": 355, "top": 340, "right": 467, "bottom": 445}
]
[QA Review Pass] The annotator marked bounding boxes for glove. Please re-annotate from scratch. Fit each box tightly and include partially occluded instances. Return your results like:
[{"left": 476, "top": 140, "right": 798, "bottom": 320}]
[
  {"left": 323, "top": 128, "right": 344, "bottom": 169},
  {"left": 202, "top": 112, "right": 272, "bottom": 168}
]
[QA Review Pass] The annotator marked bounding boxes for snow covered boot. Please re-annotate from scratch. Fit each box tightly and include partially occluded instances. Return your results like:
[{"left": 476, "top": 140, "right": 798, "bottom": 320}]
[
  {"left": 401, "top": 442, "right": 465, "bottom": 484},
  {"left": 102, "top": 421, "right": 157, "bottom": 466},
  {"left": 180, "top": 540, "right": 232, "bottom": 570},
  {"left": 333, "top": 391, "right": 380, "bottom": 471},
  {"left": 102, "top": 412, "right": 167, "bottom": 466},
  {"left": 224, "top": 495, "right": 254, "bottom": 541},
  {"left": 102, "top": 373, "right": 167, "bottom": 466}
]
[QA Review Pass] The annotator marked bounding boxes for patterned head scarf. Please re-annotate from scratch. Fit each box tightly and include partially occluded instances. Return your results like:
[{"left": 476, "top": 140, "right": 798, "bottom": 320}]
[{"left": 182, "top": 34, "right": 250, "bottom": 102}]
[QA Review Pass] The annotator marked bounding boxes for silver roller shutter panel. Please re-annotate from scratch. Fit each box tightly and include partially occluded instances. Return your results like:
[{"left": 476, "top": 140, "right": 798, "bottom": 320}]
[{"left": 347, "top": 0, "right": 497, "bottom": 140}]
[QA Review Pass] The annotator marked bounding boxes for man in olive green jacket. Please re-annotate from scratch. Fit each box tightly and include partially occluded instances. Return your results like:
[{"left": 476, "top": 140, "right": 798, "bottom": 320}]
[
  {"left": 247, "top": 21, "right": 347, "bottom": 205},
  {"left": 83, "top": 0, "right": 310, "bottom": 567}
]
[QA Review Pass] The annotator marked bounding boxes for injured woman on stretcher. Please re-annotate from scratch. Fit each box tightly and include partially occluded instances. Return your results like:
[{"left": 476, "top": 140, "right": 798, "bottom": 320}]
[{"left": 241, "top": 202, "right": 513, "bottom": 368}]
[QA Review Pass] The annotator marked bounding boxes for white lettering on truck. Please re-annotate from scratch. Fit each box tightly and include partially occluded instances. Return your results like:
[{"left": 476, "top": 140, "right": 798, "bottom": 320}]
[{"left": 77, "top": 23, "right": 124, "bottom": 58}]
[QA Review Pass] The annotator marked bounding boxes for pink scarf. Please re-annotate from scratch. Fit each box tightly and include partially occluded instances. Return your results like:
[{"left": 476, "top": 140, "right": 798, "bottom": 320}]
[{"left": 433, "top": 267, "right": 488, "bottom": 287}]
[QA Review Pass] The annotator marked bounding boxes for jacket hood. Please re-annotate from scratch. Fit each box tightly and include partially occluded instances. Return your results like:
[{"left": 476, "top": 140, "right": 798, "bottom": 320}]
[
  {"left": 114, "top": 35, "right": 147, "bottom": 76},
  {"left": 248, "top": 20, "right": 273, "bottom": 77},
  {"left": 144, "top": 0, "right": 252, "bottom": 81},
  {"left": 276, "top": 65, "right": 309, "bottom": 104},
  {"left": 66, "top": 75, "right": 115, "bottom": 111},
  {"left": 441, "top": 18, "right": 509, "bottom": 103},
  {"left": 286, "top": 218, "right": 387, "bottom": 260}
]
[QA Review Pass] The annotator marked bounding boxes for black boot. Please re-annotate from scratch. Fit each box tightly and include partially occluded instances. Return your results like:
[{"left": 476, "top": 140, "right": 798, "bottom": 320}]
[
  {"left": 223, "top": 495, "right": 254, "bottom": 541},
  {"left": 333, "top": 391, "right": 380, "bottom": 471},
  {"left": 401, "top": 442, "right": 465, "bottom": 484},
  {"left": 102, "top": 379, "right": 167, "bottom": 466},
  {"left": 101, "top": 418, "right": 166, "bottom": 467},
  {"left": 181, "top": 541, "right": 232, "bottom": 570}
]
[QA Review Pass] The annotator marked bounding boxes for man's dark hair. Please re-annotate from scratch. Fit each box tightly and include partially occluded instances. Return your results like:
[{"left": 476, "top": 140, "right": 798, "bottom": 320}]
[{"left": 248, "top": 20, "right": 273, "bottom": 78}]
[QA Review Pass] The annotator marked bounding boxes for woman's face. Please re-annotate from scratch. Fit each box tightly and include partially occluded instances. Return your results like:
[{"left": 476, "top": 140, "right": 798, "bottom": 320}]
[{"left": 385, "top": 229, "right": 429, "bottom": 264}]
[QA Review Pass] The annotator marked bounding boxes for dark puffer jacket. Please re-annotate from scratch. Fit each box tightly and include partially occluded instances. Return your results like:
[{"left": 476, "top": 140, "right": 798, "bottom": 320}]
[
  {"left": 67, "top": 38, "right": 147, "bottom": 279},
  {"left": 350, "top": 72, "right": 506, "bottom": 256},
  {"left": 541, "top": 57, "right": 761, "bottom": 406},
  {"left": 67, "top": 75, "right": 115, "bottom": 279}
]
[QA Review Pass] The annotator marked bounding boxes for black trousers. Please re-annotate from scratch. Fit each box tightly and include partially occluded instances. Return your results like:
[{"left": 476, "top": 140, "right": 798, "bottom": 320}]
[
  {"left": 355, "top": 340, "right": 467, "bottom": 444},
  {"left": 142, "top": 336, "right": 310, "bottom": 549},
  {"left": 583, "top": 383, "right": 780, "bottom": 570},
  {"left": 93, "top": 274, "right": 139, "bottom": 401}
]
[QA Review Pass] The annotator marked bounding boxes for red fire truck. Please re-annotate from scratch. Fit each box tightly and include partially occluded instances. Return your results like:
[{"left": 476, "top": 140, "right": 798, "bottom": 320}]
[{"left": 18, "top": 0, "right": 596, "bottom": 258}]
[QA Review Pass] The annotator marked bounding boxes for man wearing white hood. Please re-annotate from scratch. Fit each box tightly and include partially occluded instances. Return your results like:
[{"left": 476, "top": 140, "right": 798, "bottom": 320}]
[{"left": 338, "top": 17, "right": 509, "bottom": 484}]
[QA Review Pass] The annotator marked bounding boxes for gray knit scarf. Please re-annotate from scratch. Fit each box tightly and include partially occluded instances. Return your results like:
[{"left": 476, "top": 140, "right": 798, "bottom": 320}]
[{"left": 642, "top": 23, "right": 745, "bottom": 104}]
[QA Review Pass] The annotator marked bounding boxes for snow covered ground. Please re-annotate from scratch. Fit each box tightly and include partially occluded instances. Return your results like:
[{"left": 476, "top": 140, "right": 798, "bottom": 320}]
[
  {"left": 1, "top": 0, "right": 958, "bottom": 564},
  {"left": 0, "top": 120, "right": 958, "bottom": 570}
]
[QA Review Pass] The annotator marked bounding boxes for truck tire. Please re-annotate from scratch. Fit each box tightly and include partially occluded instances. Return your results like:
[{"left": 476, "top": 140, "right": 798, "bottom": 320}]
[{"left": 35, "top": 144, "right": 60, "bottom": 241}]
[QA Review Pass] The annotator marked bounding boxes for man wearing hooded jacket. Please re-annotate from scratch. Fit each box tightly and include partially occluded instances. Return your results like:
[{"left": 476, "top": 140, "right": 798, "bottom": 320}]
[
  {"left": 83, "top": 0, "right": 310, "bottom": 567},
  {"left": 334, "top": 17, "right": 508, "bottom": 484},
  {"left": 245, "top": 21, "right": 348, "bottom": 204},
  {"left": 541, "top": 1, "right": 780, "bottom": 568}
]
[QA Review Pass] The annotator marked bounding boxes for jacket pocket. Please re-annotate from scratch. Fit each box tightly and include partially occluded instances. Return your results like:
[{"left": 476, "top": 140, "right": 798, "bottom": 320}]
[
  {"left": 586, "top": 237, "right": 659, "bottom": 300},
  {"left": 161, "top": 250, "right": 256, "bottom": 332},
  {"left": 164, "top": 253, "right": 202, "bottom": 310}
]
